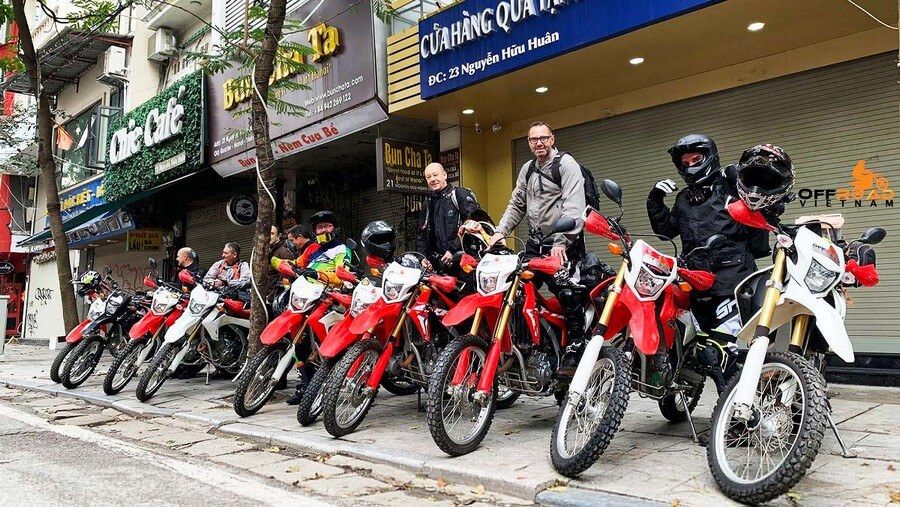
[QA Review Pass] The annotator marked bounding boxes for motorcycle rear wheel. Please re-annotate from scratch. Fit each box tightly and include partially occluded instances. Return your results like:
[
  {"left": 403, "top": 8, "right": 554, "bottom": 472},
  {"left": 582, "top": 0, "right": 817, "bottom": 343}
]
[
  {"left": 60, "top": 336, "right": 105, "bottom": 388},
  {"left": 297, "top": 360, "right": 332, "bottom": 426},
  {"left": 425, "top": 334, "right": 496, "bottom": 457},
  {"left": 135, "top": 342, "right": 179, "bottom": 402},
  {"left": 322, "top": 339, "right": 381, "bottom": 437},
  {"left": 707, "top": 350, "right": 827, "bottom": 504},
  {"left": 50, "top": 343, "right": 74, "bottom": 383},
  {"left": 550, "top": 346, "right": 631, "bottom": 477},
  {"left": 233, "top": 346, "right": 282, "bottom": 417},
  {"left": 658, "top": 381, "right": 704, "bottom": 423}
]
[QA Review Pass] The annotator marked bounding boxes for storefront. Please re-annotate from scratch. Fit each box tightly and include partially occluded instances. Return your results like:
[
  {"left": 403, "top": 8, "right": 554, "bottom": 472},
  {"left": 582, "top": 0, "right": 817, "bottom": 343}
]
[
  {"left": 207, "top": 0, "right": 437, "bottom": 247},
  {"left": 387, "top": 0, "right": 898, "bottom": 366}
]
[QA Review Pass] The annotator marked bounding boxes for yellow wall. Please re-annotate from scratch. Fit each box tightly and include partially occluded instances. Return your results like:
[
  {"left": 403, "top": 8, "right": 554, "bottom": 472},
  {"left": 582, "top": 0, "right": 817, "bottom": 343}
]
[{"left": 460, "top": 28, "right": 894, "bottom": 223}]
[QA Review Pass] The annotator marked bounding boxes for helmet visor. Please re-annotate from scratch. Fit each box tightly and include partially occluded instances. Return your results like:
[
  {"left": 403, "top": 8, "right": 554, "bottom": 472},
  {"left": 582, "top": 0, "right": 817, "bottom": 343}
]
[{"left": 680, "top": 152, "right": 705, "bottom": 168}]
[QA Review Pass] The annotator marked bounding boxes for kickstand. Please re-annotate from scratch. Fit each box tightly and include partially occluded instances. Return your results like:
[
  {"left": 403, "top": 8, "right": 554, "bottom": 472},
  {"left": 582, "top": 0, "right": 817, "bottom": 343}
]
[
  {"left": 827, "top": 411, "right": 856, "bottom": 458},
  {"left": 417, "top": 388, "right": 424, "bottom": 412},
  {"left": 679, "top": 391, "right": 701, "bottom": 445},
  {"left": 205, "top": 363, "right": 211, "bottom": 386}
]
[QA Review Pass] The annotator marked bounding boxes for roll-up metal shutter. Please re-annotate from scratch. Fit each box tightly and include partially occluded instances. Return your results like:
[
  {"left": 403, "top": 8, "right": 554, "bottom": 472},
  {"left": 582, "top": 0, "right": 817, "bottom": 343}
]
[
  {"left": 223, "top": 0, "right": 310, "bottom": 34},
  {"left": 513, "top": 52, "right": 899, "bottom": 354},
  {"left": 186, "top": 202, "right": 257, "bottom": 273},
  {"left": 90, "top": 243, "right": 164, "bottom": 291}
]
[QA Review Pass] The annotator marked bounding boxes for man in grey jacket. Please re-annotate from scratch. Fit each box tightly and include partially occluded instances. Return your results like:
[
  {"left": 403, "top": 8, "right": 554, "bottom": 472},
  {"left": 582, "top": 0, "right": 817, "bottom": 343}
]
[
  {"left": 489, "top": 121, "right": 587, "bottom": 378},
  {"left": 204, "top": 242, "right": 252, "bottom": 300}
]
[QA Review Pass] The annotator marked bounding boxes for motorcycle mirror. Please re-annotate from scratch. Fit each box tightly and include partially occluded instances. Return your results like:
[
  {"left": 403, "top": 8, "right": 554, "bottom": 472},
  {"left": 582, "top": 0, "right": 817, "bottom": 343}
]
[
  {"left": 859, "top": 227, "right": 886, "bottom": 245},
  {"left": 704, "top": 234, "right": 727, "bottom": 251},
  {"left": 600, "top": 179, "right": 623, "bottom": 207},
  {"left": 148, "top": 257, "right": 157, "bottom": 270},
  {"left": 551, "top": 216, "right": 578, "bottom": 235}
]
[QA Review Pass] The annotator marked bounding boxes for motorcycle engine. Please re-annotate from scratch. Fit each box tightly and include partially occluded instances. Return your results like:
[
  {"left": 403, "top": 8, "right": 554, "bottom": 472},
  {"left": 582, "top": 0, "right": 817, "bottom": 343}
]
[{"left": 525, "top": 350, "right": 554, "bottom": 391}]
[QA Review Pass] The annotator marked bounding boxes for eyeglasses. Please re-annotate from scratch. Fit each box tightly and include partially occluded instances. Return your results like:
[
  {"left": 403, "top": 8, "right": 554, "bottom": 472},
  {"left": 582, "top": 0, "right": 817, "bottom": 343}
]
[{"left": 527, "top": 136, "right": 552, "bottom": 145}]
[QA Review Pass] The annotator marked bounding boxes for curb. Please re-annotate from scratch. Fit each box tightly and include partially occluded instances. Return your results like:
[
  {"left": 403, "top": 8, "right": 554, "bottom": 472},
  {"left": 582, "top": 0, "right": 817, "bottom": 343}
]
[{"left": 537, "top": 488, "right": 665, "bottom": 507}]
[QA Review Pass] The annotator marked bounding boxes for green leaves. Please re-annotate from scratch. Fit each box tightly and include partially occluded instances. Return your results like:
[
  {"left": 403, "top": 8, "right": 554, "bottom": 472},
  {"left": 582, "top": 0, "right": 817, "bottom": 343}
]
[{"left": 101, "top": 71, "right": 204, "bottom": 202}]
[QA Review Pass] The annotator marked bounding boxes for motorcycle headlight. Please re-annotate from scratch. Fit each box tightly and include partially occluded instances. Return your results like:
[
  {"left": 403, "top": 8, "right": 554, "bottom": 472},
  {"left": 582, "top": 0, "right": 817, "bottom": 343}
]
[
  {"left": 635, "top": 267, "right": 666, "bottom": 298},
  {"left": 290, "top": 291, "right": 310, "bottom": 312},
  {"left": 87, "top": 301, "right": 104, "bottom": 320},
  {"left": 805, "top": 258, "right": 839, "bottom": 293},
  {"left": 188, "top": 300, "right": 206, "bottom": 314},
  {"left": 383, "top": 280, "right": 403, "bottom": 301},
  {"left": 478, "top": 271, "right": 500, "bottom": 294},
  {"left": 349, "top": 296, "right": 373, "bottom": 317},
  {"left": 105, "top": 295, "right": 124, "bottom": 315}
]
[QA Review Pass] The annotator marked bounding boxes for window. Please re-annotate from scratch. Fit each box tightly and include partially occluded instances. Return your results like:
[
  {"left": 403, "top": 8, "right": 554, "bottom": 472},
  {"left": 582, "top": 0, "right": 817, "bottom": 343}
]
[{"left": 56, "top": 103, "right": 103, "bottom": 189}]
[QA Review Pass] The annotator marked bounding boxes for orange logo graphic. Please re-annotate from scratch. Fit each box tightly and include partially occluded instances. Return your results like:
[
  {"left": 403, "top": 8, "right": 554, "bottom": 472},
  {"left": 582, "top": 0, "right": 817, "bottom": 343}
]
[{"left": 835, "top": 160, "right": 894, "bottom": 201}]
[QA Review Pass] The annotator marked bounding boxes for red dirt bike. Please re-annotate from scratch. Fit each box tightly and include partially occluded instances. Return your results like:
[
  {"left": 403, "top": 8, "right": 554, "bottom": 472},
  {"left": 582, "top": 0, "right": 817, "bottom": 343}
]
[
  {"left": 320, "top": 252, "right": 465, "bottom": 437},
  {"left": 50, "top": 269, "right": 115, "bottom": 383},
  {"left": 103, "top": 258, "right": 194, "bottom": 395},
  {"left": 295, "top": 255, "right": 387, "bottom": 426},
  {"left": 232, "top": 261, "right": 353, "bottom": 417},
  {"left": 549, "top": 179, "right": 722, "bottom": 476},
  {"left": 424, "top": 219, "right": 581, "bottom": 456}
]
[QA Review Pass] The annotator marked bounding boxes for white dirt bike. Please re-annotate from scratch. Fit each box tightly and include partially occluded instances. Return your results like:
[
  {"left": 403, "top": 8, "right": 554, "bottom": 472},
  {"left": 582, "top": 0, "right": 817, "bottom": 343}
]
[{"left": 707, "top": 200, "right": 884, "bottom": 504}]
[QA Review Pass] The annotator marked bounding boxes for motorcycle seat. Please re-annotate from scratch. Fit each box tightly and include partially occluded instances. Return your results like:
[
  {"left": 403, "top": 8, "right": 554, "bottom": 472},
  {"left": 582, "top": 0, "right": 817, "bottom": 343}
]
[{"left": 223, "top": 299, "right": 251, "bottom": 318}]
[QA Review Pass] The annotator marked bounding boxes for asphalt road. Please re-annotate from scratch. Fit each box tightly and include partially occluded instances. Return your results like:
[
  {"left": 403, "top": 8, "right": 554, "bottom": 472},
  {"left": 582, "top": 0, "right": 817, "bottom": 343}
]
[{"left": 0, "top": 405, "right": 329, "bottom": 506}]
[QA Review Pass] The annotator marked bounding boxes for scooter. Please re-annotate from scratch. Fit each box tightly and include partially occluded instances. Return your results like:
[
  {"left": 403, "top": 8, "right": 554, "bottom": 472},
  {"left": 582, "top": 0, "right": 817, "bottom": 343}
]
[
  {"left": 135, "top": 271, "right": 250, "bottom": 402},
  {"left": 60, "top": 266, "right": 144, "bottom": 388},
  {"left": 50, "top": 270, "right": 112, "bottom": 383},
  {"left": 706, "top": 199, "right": 884, "bottom": 504},
  {"left": 102, "top": 258, "right": 193, "bottom": 395},
  {"left": 231, "top": 262, "right": 351, "bottom": 417}
]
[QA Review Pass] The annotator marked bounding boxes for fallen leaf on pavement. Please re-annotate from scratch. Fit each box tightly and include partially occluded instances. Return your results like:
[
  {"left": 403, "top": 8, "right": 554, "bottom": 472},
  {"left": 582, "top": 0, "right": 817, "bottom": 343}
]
[
  {"left": 888, "top": 464, "right": 896, "bottom": 471},
  {"left": 546, "top": 485, "right": 568, "bottom": 493},
  {"left": 264, "top": 446, "right": 281, "bottom": 452},
  {"left": 473, "top": 484, "right": 485, "bottom": 495},
  {"left": 670, "top": 500, "right": 681, "bottom": 507},
  {"left": 786, "top": 491, "right": 802, "bottom": 506},
  {"left": 889, "top": 490, "right": 900, "bottom": 503},
  {"left": 436, "top": 478, "right": 448, "bottom": 488}
]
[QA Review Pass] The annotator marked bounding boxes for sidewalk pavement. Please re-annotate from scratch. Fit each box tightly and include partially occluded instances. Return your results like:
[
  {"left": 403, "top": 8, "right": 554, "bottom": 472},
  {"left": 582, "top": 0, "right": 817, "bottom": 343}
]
[{"left": 1, "top": 343, "right": 897, "bottom": 506}]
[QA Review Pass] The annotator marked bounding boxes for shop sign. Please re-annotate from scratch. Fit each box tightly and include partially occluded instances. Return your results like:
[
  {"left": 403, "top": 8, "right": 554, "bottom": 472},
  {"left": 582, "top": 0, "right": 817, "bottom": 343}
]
[
  {"left": 439, "top": 147, "right": 462, "bottom": 187},
  {"left": 0, "top": 261, "right": 14, "bottom": 274},
  {"left": 69, "top": 210, "right": 136, "bottom": 249},
  {"left": 796, "top": 160, "right": 895, "bottom": 209},
  {"left": 208, "top": 0, "right": 380, "bottom": 172},
  {"left": 58, "top": 176, "right": 106, "bottom": 222},
  {"left": 376, "top": 138, "right": 437, "bottom": 194},
  {"left": 417, "top": 0, "right": 721, "bottom": 99},
  {"left": 126, "top": 229, "right": 163, "bottom": 252},
  {"left": 226, "top": 195, "right": 258, "bottom": 226},
  {"left": 108, "top": 85, "right": 187, "bottom": 164}
]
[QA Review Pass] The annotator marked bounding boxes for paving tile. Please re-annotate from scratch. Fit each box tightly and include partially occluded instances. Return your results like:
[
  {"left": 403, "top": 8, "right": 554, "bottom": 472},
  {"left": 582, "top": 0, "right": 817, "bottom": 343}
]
[
  {"left": 300, "top": 474, "right": 392, "bottom": 497},
  {"left": 180, "top": 437, "right": 256, "bottom": 457},
  {"left": 210, "top": 450, "right": 293, "bottom": 469},
  {"left": 250, "top": 457, "right": 344, "bottom": 484},
  {"left": 141, "top": 428, "right": 216, "bottom": 447},
  {"left": 56, "top": 413, "right": 120, "bottom": 427}
]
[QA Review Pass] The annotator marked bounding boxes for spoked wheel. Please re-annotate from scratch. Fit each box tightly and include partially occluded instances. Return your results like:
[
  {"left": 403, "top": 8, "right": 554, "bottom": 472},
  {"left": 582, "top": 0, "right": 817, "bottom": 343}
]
[
  {"left": 60, "top": 336, "right": 105, "bottom": 388},
  {"left": 322, "top": 340, "right": 382, "bottom": 437},
  {"left": 550, "top": 347, "right": 631, "bottom": 477},
  {"left": 496, "top": 384, "right": 521, "bottom": 409},
  {"left": 707, "top": 351, "right": 828, "bottom": 505},
  {"left": 135, "top": 342, "right": 180, "bottom": 402},
  {"left": 104, "top": 339, "right": 155, "bottom": 395},
  {"left": 425, "top": 334, "right": 496, "bottom": 457},
  {"left": 382, "top": 373, "right": 419, "bottom": 396},
  {"left": 105, "top": 323, "right": 129, "bottom": 358},
  {"left": 297, "top": 360, "right": 332, "bottom": 426},
  {"left": 50, "top": 343, "right": 74, "bottom": 383},
  {"left": 233, "top": 346, "right": 283, "bottom": 417},
  {"left": 659, "top": 380, "right": 704, "bottom": 423}
]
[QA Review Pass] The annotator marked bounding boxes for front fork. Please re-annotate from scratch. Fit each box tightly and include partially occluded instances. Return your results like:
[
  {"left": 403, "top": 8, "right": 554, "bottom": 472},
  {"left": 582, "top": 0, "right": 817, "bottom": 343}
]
[
  {"left": 364, "top": 295, "right": 417, "bottom": 390},
  {"left": 568, "top": 262, "right": 628, "bottom": 402},
  {"left": 475, "top": 276, "right": 521, "bottom": 398},
  {"left": 732, "top": 249, "right": 787, "bottom": 421},
  {"left": 268, "top": 321, "right": 310, "bottom": 383}
]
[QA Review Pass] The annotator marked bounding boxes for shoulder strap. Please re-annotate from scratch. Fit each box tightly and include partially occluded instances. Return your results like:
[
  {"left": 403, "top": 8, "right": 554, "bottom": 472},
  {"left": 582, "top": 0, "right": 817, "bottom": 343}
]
[
  {"left": 548, "top": 151, "right": 568, "bottom": 186},
  {"left": 450, "top": 187, "right": 460, "bottom": 211}
]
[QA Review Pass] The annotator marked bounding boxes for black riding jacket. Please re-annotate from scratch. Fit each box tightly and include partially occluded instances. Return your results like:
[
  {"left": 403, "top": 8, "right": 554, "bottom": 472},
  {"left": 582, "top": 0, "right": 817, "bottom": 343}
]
[
  {"left": 416, "top": 185, "right": 480, "bottom": 262},
  {"left": 646, "top": 166, "right": 771, "bottom": 296}
]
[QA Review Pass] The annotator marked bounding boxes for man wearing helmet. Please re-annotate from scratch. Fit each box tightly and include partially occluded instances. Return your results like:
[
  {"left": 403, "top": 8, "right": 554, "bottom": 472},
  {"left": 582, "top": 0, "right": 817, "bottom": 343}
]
[
  {"left": 361, "top": 220, "right": 396, "bottom": 265},
  {"left": 647, "top": 135, "right": 777, "bottom": 392},
  {"left": 417, "top": 162, "right": 483, "bottom": 271}
]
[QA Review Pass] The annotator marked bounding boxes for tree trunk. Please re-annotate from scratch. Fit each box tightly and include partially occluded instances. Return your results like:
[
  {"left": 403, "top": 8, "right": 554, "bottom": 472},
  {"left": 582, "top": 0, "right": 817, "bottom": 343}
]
[
  {"left": 11, "top": 0, "right": 79, "bottom": 332},
  {"left": 246, "top": 0, "right": 288, "bottom": 356}
]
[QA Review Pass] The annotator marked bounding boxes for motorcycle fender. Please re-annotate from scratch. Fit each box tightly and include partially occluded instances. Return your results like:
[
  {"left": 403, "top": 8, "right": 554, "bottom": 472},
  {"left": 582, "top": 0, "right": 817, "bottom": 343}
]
[
  {"left": 443, "top": 293, "right": 503, "bottom": 327},
  {"left": 168, "top": 341, "right": 193, "bottom": 372},
  {"left": 136, "top": 339, "right": 156, "bottom": 365},
  {"left": 261, "top": 311, "right": 305, "bottom": 346},
  {"left": 783, "top": 283, "right": 854, "bottom": 362},
  {"left": 164, "top": 314, "right": 203, "bottom": 344},
  {"left": 81, "top": 315, "right": 113, "bottom": 338},
  {"left": 619, "top": 288, "right": 662, "bottom": 356},
  {"left": 349, "top": 299, "right": 402, "bottom": 335},
  {"left": 319, "top": 316, "right": 359, "bottom": 359},
  {"left": 65, "top": 319, "right": 92, "bottom": 344},
  {"left": 129, "top": 312, "right": 166, "bottom": 340},
  {"left": 306, "top": 302, "right": 330, "bottom": 343},
  {"left": 164, "top": 308, "right": 184, "bottom": 328},
  {"left": 271, "top": 346, "right": 297, "bottom": 382}
]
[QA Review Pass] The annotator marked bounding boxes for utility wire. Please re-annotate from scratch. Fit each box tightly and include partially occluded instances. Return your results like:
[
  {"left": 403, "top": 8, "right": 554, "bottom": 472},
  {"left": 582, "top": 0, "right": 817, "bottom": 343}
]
[{"left": 845, "top": 0, "right": 897, "bottom": 30}]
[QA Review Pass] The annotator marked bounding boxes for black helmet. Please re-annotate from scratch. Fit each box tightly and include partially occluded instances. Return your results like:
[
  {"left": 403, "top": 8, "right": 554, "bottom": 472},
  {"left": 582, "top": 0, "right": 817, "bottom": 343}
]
[
  {"left": 309, "top": 210, "right": 339, "bottom": 244},
  {"left": 461, "top": 220, "right": 496, "bottom": 258},
  {"left": 360, "top": 220, "right": 396, "bottom": 263},
  {"left": 668, "top": 134, "right": 720, "bottom": 186},
  {"left": 736, "top": 144, "right": 795, "bottom": 210}
]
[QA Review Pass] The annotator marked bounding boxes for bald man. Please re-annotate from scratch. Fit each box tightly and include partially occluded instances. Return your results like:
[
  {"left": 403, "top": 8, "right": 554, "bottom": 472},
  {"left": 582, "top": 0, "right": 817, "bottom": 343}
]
[
  {"left": 175, "top": 247, "right": 201, "bottom": 278},
  {"left": 416, "top": 162, "right": 483, "bottom": 270}
]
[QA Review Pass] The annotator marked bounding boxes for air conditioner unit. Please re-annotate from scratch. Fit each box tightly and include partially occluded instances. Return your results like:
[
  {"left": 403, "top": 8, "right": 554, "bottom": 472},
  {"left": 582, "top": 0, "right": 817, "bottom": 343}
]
[
  {"left": 148, "top": 28, "right": 176, "bottom": 62},
  {"left": 97, "top": 46, "right": 128, "bottom": 85}
]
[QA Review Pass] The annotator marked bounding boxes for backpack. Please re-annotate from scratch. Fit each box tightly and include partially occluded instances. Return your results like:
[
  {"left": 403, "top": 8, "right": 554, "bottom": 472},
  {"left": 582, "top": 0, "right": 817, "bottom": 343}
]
[{"left": 526, "top": 151, "right": 601, "bottom": 211}]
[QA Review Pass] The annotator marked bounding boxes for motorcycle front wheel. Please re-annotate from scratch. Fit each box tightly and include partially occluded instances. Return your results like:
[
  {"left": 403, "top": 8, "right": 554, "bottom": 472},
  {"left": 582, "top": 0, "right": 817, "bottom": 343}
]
[
  {"left": 550, "top": 346, "right": 631, "bottom": 477},
  {"left": 707, "top": 350, "right": 828, "bottom": 504},
  {"left": 425, "top": 334, "right": 496, "bottom": 457},
  {"left": 322, "top": 340, "right": 381, "bottom": 437},
  {"left": 135, "top": 342, "right": 180, "bottom": 402},
  {"left": 50, "top": 343, "right": 74, "bottom": 383},
  {"left": 104, "top": 339, "right": 156, "bottom": 395},
  {"left": 233, "top": 346, "right": 283, "bottom": 417},
  {"left": 297, "top": 360, "right": 332, "bottom": 426},
  {"left": 60, "top": 336, "right": 105, "bottom": 388}
]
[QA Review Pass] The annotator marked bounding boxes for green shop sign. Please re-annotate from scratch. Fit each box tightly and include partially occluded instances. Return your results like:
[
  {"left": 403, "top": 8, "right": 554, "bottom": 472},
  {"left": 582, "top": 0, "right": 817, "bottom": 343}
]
[{"left": 103, "top": 71, "right": 205, "bottom": 202}]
